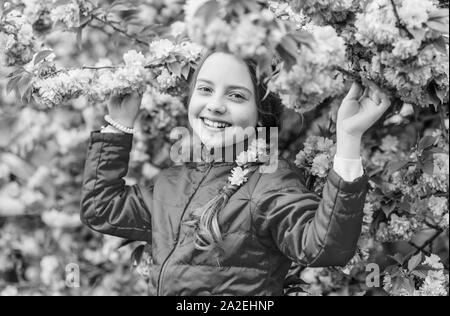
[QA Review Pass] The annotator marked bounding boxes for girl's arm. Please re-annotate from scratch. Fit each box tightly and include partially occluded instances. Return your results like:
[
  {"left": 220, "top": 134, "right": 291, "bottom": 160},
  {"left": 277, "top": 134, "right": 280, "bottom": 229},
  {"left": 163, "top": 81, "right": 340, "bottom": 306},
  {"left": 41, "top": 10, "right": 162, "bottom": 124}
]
[
  {"left": 252, "top": 164, "right": 368, "bottom": 267},
  {"left": 253, "top": 81, "right": 391, "bottom": 267},
  {"left": 80, "top": 131, "right": 153, "bottom": 242}
]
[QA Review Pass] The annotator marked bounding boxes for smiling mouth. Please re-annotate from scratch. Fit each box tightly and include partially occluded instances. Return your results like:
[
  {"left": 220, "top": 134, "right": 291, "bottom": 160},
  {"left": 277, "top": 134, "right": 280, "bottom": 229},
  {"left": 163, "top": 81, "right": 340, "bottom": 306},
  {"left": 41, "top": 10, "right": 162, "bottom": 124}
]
[{"left": 200, "top": 117, "right": 232, "bottom": 129}]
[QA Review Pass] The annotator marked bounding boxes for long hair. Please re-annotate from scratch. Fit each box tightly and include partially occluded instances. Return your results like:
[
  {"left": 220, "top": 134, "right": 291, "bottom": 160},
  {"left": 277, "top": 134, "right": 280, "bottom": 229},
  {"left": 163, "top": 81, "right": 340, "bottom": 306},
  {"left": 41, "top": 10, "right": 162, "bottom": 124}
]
[{"left": 186, "top": 50, "right": 284, "bottom": 255}]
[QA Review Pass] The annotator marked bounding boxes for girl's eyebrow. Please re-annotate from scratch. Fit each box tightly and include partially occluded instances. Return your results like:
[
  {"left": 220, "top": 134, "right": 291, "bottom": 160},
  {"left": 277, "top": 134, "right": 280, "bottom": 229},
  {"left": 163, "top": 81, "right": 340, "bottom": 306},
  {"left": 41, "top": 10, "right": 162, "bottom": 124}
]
[{"left": 197, "top": 78, "right": 253, "bottom": 96}]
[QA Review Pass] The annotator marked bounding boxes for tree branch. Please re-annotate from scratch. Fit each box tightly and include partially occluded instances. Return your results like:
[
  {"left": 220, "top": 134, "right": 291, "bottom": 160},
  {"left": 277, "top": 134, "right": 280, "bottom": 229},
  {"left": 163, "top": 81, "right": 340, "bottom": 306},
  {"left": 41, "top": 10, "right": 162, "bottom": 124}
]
[
  {"left": 389, "top": 0, "right": 415, "bottom": 39},
  {"left": 80, "top": 66, "right": 117, "bottom": 70},
  {"left": 412, "top": 229, "right": 444, "bottom": 256},
  {"left": 334, "top": 66, "right": 362, "bottom": 83},
  {"left": 91, "top": 15, "right": 148, "bottom": 46},
  {"left": 438, "top": 105, "right": 449, "bottom": 143}
]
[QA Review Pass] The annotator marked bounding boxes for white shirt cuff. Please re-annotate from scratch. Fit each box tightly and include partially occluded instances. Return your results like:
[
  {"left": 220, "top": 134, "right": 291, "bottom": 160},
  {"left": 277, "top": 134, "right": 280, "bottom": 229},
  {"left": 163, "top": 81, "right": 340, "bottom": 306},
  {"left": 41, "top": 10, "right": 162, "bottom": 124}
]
[{"left": 333, "top": 155, "right": 364, "bottom": 182}]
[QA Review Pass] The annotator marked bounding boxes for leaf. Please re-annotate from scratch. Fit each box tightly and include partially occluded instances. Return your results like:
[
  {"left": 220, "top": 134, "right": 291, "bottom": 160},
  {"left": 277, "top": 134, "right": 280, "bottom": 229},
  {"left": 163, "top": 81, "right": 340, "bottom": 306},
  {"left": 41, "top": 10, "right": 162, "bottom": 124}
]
[
  {"left": 181, "top": 64, "right": 191, "bottom": 80},
  {"left": 21, "top": 85, "right": 33, "bottom": 104},
  {"left": 276, "top": 44, "right": 297, "bottom": 72},
  {"left": 409, "top": 28, "right": 427, "bottom": 42},
  {"left": 280, "top": 34, "right": 299, "bottom": 57},
  {"left": 130, "top": 244, "right": 145, "bottom": 266},
  {"left": 396, "top": 277, "right": 415, "bottom": 296},
  {"left": 432, "top": 37, "right": 448, "bottom": 56},
  {"left": 418, "top": 136, "right": 437, "bottom": 151},
  {"left": 428, "top": 9, "right": 449, "bottom": 20},
  {"left": 389, "top": 253, "right": 406, "bottom": 266},
  {"left": 194, "top": 0, "right": 220, "bottom": 26},
  {"left": 168, "top": 62, "right": 182, "bottom": 77},
  {"left": 387, "top": 160, "right": 410, "bottom": 174},
  {"left": 256, "top": 55, "right": 272, "bottom": 79},
  {"left": 290, "top": 30, "right": 315, "bottom": 49},
  {"left": 420, "top": 159, "right": 435, "bottom": 176},
  {"left": 397, "top": 201, "right": 411, "bottom": 212},
  {"left": 7, "top": 67, "right": 26, "bottom": 78},
  {"left": 109, "top": 4, "right": 133, "bottom": 12},
  {"left": 381, "top": 201, "right": 396, "bottom": 217},
  {"left": 434, "top": 86, "right": 447, "bottom": 104},
  {"left": 6, "top": 75, "right": 22, "bottom": 94},
  {"left": 426, "top": 20, "right": 449, "bottom": 35},
  {"left": 34, "top": 50, "right": 54, "bottom": 65},
  {"left": 408, "top": 253, "right": 423, "bottom": 272},
  {"left": 411, "top": 270, "right": 428, "bottom": 279},
  {"left": 17, "top": 74, "right": 33, "bottom": 99},
  {"left": 428, "top": 147, "right": 447, "bottom": 154}
]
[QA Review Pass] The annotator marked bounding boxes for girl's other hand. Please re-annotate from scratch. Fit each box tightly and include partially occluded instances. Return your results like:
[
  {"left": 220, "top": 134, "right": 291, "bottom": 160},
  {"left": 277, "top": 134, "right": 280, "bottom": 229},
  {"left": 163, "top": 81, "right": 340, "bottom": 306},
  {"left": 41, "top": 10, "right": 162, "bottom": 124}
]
[
  {"left": 337, "top": 80, "right": 392, "bottom": 138},
  {"left": 107, "top": 92, "right": 142, "bottom": 128}
]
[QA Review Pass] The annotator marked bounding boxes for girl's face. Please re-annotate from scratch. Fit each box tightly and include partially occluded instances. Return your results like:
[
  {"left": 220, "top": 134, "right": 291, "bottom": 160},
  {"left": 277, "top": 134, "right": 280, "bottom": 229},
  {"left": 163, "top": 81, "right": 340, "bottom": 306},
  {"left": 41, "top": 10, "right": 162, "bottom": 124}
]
[{"left": 188, "top": 52, "right": 259, "bottom": 149}]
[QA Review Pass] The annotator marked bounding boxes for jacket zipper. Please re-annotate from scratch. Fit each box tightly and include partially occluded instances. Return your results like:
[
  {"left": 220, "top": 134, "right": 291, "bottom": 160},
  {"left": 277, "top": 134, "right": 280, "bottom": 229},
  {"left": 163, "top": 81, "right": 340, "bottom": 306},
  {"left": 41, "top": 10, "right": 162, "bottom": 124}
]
[{"left": 156, "top": 162, "right": 214, "bottom": 296}]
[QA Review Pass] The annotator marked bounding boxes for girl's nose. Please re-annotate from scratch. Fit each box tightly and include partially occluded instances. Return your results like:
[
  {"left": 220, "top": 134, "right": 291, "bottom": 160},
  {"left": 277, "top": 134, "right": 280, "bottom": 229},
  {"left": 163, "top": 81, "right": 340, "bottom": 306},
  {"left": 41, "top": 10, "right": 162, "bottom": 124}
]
[{"left": 206, "top": 101, "right": 226, "bottom": 114}]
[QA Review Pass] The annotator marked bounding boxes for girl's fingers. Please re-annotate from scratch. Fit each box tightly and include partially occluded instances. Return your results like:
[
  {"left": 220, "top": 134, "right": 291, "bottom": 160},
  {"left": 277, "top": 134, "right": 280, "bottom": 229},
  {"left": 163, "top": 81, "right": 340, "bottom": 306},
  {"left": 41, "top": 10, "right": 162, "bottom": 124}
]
[
  {"left": 364, "top": 79, "right": 392, "bottom": 106},
  {"left": 110, "top": 94, "right": 122, "bottom": 106},
  {"left": 368, "top": 89, "right": 381, "bottom": 104},
  {"left": 358, "top": 87, "right": 369, "bottom": 103},
  {"left": 345, "top": 82, "right": 364, "bottom": 101}
]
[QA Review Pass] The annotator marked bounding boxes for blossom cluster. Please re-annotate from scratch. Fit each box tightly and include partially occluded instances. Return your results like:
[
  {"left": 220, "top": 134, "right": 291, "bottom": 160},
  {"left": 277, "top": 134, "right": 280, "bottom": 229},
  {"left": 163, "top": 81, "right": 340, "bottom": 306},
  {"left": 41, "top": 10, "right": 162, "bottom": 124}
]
[
  {"left": 90, "top": 50, "right": 149, "bottom": 101},
  {"left": 147, "top": 38, "right": 203, "bottom": 95},
  {"left": 0, "top": 9, "right": 36, "bottom": 65},
  {"left": 29, "top": 37, "right": 203, "bottom": 107},
  {"left": 33, "top": 68, "right": 94, "bottom": 107},
  {"left": 137, "top": 0, "right": 184, "bottom": 27},
  {"left": 376, "top": 214, "right": 420, "bottom": 242},
  {"left": 268, "top": 1, "right": 307, "bottom": 28},
  {"left": 185, "top": 0, "right": 286, "bottom": 61},
  {"left": 354, "top": 0, "right": 449, "bottom": 108},
  {"left": 50, "top": 0, "right": 90, "bottom": 30},
  {"left": 383, "top": 254, "right": 449, "bottom": 296},
  {"left": 269, "top": 25, "right": 346, "bottom": 113},
  {"left": 139, "top": 88, "right": 187, "bottom": 136},
  {"left": 295, "top": 135, "right": 336, "bottom": 178},
  {"left": 229, "top": 138, "right": 269, "bottom": 187},
  {"left": 362, "top": 130, "right": 449, "bottom": 244},
  {"left": 286, "top": 0, "right": 357, "bottom": 25}
]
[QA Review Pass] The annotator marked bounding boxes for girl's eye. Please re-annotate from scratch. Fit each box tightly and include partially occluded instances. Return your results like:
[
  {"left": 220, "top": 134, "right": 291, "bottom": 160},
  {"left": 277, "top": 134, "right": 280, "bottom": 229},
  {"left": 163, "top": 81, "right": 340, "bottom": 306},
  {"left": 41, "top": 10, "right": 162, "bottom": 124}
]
[
  {"left": 229, "top": 92, "right": 247, "bottom": 102},
  {"left": 197, "top": 86, "right": 213, "bottom": 94}
]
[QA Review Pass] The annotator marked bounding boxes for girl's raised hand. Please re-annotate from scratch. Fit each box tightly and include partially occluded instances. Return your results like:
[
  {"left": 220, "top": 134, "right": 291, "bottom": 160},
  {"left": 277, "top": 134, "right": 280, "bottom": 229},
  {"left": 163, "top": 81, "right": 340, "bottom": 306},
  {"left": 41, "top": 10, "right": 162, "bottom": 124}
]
[
  {"left": 337, "top": 81, "right": 392, "bottom": 138},
  {"left": 107, "top": 92, "right": 143, "bottom": 128}
]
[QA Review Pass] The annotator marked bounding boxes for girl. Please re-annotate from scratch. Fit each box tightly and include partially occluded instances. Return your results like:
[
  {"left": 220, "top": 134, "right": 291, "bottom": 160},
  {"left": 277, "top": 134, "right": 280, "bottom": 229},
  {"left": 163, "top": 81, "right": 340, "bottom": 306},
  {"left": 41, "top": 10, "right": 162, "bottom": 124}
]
[{"left": 80, "top": 51, "right": 391, "bottom": 296}]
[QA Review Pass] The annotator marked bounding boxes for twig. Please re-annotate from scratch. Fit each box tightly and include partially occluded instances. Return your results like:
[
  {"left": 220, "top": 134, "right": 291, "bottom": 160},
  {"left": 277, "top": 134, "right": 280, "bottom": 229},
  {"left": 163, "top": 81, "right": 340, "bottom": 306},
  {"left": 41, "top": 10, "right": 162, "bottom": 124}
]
[
  {"left": 389, "top": 0, "right": 415, "bottom": 39},
  {"left": 81, "top": 66, "right": 117, "bottom": 70},
  {"left": 408, "top": 228, "right": 449, "bottom": 270},
  {"left": 412, "top": 229, "right": 444, "bottom": 256},
  {"left": 408, "top": 241, "right": 432, "bottom": 256},
  {"left": 334, "top": 66, "right": 362, "bottom": 83},
  {"left": 438, "top": 106, "right": 449, "bottom": 143},
  {"left": 91, "top": 15, "right": 148, "bottom": 46}
]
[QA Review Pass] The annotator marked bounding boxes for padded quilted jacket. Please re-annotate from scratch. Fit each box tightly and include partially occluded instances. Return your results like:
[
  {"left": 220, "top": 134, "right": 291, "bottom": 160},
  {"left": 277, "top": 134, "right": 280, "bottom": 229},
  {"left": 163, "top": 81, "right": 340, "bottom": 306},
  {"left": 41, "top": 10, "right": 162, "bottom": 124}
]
[{"left": 80, "top": 131, "right": 369, "bottom": 296}]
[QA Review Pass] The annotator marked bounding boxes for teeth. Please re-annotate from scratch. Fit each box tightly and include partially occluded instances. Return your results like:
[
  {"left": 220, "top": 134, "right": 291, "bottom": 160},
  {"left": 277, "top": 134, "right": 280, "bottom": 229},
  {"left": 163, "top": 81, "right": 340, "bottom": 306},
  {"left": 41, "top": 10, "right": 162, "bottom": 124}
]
[{"left": 203, "top": 118, "right": 230, "bottom": 128}]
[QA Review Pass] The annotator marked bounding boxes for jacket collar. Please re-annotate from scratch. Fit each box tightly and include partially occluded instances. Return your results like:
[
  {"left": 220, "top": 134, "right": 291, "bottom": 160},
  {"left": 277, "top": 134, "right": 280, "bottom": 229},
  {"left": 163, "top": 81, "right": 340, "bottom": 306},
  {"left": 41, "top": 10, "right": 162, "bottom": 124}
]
[{"left": 180, "top": 130, "right": 254, "bottom": 167}]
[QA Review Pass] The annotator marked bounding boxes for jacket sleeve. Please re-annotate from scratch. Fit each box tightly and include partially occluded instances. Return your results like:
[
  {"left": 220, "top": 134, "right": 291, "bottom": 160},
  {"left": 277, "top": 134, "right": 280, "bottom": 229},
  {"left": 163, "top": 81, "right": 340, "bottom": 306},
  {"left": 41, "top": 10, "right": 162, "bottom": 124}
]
[
  {"left": 80, "top": 131, "right": 153, "bottom": 242},
  {"left": 252, "top": 165, "right": 368, "bottom": 267}
]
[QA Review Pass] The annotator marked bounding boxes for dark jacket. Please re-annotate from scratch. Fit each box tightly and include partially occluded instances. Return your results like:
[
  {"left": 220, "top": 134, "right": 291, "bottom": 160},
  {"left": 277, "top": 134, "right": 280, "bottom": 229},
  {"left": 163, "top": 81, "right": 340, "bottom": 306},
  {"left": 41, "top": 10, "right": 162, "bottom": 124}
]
[{"left": 80, "top": 131, "right": 369, "bottom": 296}]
